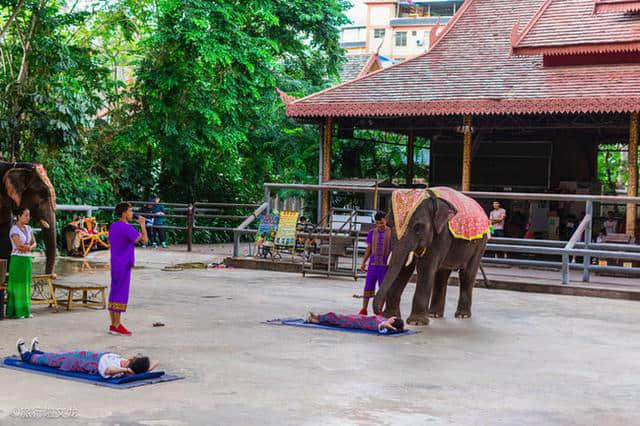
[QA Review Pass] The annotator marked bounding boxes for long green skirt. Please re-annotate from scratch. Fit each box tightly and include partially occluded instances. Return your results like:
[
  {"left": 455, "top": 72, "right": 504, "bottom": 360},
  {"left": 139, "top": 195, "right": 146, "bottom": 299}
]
[{"left": 6, "top": 255, "right": 32, "bottom": 318}]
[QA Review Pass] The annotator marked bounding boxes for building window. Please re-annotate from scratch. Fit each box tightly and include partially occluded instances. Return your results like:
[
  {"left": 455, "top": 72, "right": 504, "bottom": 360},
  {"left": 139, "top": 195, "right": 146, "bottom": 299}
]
[
  {"left": 412, "top": 31, "right": 417, "bottom": 36},
  {"left": 395, "top": 31, "right": 407, "bottom": 47},
  {"left": 374, "top": 28, "right": 386, "bottom": 39}
]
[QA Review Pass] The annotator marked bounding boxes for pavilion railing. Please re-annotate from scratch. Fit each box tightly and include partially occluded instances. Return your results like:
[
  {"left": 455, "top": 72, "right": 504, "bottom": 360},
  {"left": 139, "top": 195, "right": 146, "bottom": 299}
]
[{"left": 261, "top": 183, "right": 640, "bottom": 285}]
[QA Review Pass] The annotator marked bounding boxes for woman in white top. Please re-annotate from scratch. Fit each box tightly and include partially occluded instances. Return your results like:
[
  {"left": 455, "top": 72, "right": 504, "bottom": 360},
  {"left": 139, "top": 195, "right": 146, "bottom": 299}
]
[
  {"left": 6, "top": 207, "right": 36, "bottom": 319},
  {"left": 16, "top": 337, "right": 158, "bottom": 378}
]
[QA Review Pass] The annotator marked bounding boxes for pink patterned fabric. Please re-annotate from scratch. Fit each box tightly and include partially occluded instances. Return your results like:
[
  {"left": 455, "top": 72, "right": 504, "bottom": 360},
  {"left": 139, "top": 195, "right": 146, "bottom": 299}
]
[
  {"left": 391, "top": 189, "right": 428, "bottom": 239},
  {"left": 431, "top": 187, "right": 490, "bottom": 241}
]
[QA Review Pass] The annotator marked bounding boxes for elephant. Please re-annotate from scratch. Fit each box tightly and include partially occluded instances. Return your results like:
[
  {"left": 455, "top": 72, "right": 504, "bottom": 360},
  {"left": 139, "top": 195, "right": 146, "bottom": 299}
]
[
  {"left": 373, "top": 188, "right": 488, "bottom": 326},
  {"left": 0, "top": 162, "right": 57, "bottom": 275}
]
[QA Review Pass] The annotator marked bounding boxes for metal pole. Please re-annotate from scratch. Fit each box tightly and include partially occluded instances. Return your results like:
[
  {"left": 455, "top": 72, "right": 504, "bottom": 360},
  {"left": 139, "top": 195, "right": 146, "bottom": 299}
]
[
  {"left": 264, "top": 186, "right": 271, "bottom": 214},
  {"left": 233, "top": 233, "right": 240, "bottom": 258},
  {"left": 582, "top": 200, "right": 593, "bottom": 282},
  {"left": 561, "top": 254, "right": 569, "bottom": 284},
  {"left": 187, "top": 204, "right": 194, "bottom": 252}
]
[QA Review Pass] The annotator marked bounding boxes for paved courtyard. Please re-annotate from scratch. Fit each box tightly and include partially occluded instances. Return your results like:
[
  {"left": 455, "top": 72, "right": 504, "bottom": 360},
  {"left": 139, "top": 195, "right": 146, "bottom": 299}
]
[{"left": 1, "top": 248, "right": 640, "bottom": 425}]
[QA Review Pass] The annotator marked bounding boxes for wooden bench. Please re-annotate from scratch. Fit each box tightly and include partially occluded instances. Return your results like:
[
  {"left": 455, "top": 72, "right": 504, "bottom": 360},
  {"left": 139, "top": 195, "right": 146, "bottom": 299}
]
[
  {"left": 53, "top": 283, "right": 107, "bottom": 310},
  {"left": 31, "top": 275, "right": 59, "bottom": 312}
]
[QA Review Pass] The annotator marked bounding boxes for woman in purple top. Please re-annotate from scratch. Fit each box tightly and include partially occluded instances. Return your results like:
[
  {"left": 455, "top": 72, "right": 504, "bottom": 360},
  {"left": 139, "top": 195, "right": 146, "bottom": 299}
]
[
  {"left": 107, "top": 202, "right": 148, "bottom": 336},
  {"left": 358, "top": 212, "right": 391, "bottom": 315}
]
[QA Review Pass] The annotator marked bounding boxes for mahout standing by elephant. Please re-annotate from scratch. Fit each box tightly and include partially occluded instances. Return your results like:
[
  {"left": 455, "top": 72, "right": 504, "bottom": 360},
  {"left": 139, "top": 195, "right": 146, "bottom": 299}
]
[
  {"left": 373, "top": 188, "right": 489, "bottom": 326},
  {"left": 358, "top": 211, "right": 391, "bottom": 315},
  {"left": 6, "top": 206, "right": 36, "bottom": 318}
]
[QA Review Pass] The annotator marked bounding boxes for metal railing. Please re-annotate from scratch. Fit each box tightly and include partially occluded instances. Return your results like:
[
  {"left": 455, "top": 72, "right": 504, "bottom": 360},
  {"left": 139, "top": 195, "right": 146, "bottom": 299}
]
[
  {"left": 261, "top": 183, "right": 640, "bottom": 284},
  {"left": 55, "top": 201, "right": 262, "bottom": 252}
]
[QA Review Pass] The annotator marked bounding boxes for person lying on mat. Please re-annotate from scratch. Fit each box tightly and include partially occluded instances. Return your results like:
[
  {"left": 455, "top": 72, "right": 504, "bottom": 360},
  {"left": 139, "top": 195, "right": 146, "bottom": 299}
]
[
  {"left": 306, "top": 312, "right": 404, "bottom": 334},
  {"left": 16, "top": 337, "right": 159, "bottom": 378}
]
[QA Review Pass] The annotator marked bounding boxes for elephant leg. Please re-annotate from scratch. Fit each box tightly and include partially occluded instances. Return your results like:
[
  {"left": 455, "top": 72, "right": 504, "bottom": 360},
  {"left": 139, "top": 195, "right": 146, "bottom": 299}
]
[
  {"left": 455, "top": 245, "right": 484, "bottom": 319},
  {"left": 382, "top": 264, "right": 414, "bottom": 318},
  {"left": 455, "top": 269, "right": 474, "bottom": 319},
  {"left": 407, "top": 260, "right": 437, "bottom": 326},
  {"left": 428, "top": 269, "right": 452, "bottom": 318}
]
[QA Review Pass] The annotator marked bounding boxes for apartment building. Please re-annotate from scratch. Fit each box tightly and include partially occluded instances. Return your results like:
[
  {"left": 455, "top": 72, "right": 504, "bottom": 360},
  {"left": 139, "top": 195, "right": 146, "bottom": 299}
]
[{"left": 341, "top": 0, "right": 464, "bottom": 60}]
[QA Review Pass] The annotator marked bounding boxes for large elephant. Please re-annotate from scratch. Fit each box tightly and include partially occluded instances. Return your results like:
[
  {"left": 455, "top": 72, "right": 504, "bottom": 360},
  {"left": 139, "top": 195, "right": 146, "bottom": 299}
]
[
  {"left": 373, "top": 188, "right": 488, "bottom": 326},
  {"left": 0, "top": 162, "right": 57, "bottom": 275}
]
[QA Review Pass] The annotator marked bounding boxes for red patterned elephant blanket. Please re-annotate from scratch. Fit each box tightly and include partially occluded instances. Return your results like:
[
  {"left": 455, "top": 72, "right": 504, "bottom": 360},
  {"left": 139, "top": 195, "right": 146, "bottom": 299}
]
[{"left": 391, "top": 187, "right": 490, "bottom": 241}]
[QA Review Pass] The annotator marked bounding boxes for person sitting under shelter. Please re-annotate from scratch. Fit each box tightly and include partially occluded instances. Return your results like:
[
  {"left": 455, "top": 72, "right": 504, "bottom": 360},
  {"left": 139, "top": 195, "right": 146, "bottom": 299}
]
[
  {"left": 64, "top": 216, "right": 88, "bottom": 256},
  {"left": 306, "top": 312, "right": 404, "bottom": 334},
  {"left": 16, "top": 337, "right": 158, "bottom": 378}
]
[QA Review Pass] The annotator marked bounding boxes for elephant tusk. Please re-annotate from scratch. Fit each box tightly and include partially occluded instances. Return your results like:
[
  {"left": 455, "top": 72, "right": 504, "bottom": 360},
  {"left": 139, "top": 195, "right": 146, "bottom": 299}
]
[
  {"left": 39, "top": 220, "right": 50, "bottom": 229},
  {"left": 387, "top": 251, "right": 393, "bottom": 266},
  {"left": 405, "top": 251, "right": 415, "bottom": 267}
]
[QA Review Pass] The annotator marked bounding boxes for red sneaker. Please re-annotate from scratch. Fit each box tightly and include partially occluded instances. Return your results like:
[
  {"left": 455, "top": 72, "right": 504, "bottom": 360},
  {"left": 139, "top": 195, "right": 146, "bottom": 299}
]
[
  {"left": 358, "top": 308, "right": 368, "bottom": 316},
  {"left": 109, "top": 324, "right": 132, "bottom": 336},
  {"left": 118, "top": 324, "right": 132, "bottom": 335}
]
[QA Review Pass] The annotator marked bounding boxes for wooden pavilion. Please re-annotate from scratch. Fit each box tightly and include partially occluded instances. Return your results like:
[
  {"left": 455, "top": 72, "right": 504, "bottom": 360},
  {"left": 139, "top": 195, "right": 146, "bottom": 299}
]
[{"left": 284, "top": 0, "right": 640, "bottom": 237}]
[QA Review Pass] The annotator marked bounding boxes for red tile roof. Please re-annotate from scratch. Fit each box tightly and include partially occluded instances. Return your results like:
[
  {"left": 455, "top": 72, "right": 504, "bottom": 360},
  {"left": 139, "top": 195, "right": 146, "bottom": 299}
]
[
  {"left": 512, "top": 0, "right": 640, "bottom": 56},
  {"left": 286, "top": 0, "right": 640, "bottom": 118},
  {"left": 594, "top": 0, "right": 640, "bottom": 13}
]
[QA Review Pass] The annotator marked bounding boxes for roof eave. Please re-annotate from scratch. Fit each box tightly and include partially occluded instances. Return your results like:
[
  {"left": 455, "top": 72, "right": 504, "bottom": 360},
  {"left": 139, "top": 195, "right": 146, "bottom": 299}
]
[
  {"left": 286, "top": 98, "right": 640, "bottom": 118},
  {"left": 512, "top": 41, "right": 640, "bottom": 56},
  {"left": 593, "top": 0, "right": 640, "bottom": 14}
]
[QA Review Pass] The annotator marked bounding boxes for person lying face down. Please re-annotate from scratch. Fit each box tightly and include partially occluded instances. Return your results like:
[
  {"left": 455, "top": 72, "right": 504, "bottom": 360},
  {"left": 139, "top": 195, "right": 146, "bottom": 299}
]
[
  {"left": 16, "top": 337, "right": 159, "bottom": 378},
  {"left": 306, "top": 312, "right": 405, "bottom": 334}
]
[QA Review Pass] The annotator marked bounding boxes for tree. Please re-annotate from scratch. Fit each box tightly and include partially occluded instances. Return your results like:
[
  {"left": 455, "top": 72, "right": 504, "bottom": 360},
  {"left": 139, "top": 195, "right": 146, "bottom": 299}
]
[{"left": 118, "top": 0, "right": 349, "bottom": 201}]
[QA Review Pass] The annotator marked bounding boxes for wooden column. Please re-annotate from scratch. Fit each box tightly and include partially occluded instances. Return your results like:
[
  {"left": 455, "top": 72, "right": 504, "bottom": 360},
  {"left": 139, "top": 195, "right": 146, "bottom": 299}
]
[
  {"left": 461, "top": 114, "right": 473, "bottom": 192},
  {"left": 627, "top": 112, "right": 639, "bottom": 238},
  {"left": 405, "top": 131, "right": 415, "bottom": 185},
  {"left": 321, "top": 117, "right": 333, "bottom": 225}
]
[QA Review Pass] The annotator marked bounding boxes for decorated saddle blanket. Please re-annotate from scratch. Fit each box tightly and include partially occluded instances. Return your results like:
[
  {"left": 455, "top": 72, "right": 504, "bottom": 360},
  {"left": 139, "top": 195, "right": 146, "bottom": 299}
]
[{"left": 391, "top": 187, "right": 490, "bottom": 241}]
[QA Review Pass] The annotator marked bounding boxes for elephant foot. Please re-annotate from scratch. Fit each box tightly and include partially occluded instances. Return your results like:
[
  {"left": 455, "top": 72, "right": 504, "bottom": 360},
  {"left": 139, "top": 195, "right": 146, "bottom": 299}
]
[
  {"left": 406, "top": 314, "right": 430, "bottom": 326},
  {"left": 428, "top": 311, "right": 444, "bottom": 319},
  {"left": 382, "top": 308, "right": 401, "bottom": 318},
  {"left": 455, "top": 310, "right": 472, "bottom": 319}
]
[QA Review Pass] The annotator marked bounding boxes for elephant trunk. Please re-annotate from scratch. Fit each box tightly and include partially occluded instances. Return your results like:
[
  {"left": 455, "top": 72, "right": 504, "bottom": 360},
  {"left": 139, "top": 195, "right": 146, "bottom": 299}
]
[
  {"left": 39, "top": 211, "right": 56, "bottom": 275},
  {"left": 373, "top": 246, "right": 411, "bottom": 314}
]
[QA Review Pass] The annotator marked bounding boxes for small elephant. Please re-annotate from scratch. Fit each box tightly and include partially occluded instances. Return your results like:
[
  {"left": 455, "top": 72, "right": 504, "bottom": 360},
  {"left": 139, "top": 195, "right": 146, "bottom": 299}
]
[
  {"left": 373, "top": 188, "right": 488, "bottom": 326},
  {"left": 0, "top": 162, "right": 57, "bottom": 274}
]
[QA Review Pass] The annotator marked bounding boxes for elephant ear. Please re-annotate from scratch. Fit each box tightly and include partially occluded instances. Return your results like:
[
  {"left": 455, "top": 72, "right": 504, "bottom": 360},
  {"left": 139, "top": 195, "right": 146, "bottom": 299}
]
[
  {"left": 428, "top": 191, "right": 457, "bottom": 235},
  {"left": 3, "top": 165, "right": 56, "bottom": 211}
]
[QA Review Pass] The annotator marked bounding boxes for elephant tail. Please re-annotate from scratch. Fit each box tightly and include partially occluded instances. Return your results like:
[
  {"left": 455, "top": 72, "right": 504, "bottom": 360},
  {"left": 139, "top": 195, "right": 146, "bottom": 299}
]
[{"left": 479, "top": 263, "right": 492, "bottom": 289}]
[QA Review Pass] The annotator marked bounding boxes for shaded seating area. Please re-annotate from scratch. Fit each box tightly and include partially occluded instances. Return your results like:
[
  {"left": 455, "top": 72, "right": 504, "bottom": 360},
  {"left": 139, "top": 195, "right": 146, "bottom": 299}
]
[{"left": 64, "top": 217, "right": 109, "bottom": 257}]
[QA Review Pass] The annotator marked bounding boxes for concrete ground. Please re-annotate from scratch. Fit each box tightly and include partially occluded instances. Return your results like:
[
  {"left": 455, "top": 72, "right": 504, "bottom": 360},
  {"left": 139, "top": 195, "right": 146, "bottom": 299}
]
[{"left": 1, "top": 247, "right": 640, "bottom": 425}]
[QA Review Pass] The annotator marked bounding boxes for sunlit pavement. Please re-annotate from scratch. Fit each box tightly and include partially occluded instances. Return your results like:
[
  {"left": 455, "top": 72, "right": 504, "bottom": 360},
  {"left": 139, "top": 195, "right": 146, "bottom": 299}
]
[{"left": 1, "top": 248, "right": 640, "bottom": 425}]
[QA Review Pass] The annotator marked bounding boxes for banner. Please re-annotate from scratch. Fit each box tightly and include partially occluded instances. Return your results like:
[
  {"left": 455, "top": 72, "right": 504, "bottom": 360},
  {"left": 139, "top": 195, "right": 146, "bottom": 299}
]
[
  {"left": 256, "top": 214, "right": 279, "bottom": 241},
  {"left": 275, "top": 211, "right": 299, "bottom": 247}
]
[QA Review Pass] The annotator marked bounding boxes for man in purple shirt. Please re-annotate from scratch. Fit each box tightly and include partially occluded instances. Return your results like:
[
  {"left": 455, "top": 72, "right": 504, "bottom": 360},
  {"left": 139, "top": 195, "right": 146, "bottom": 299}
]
[
  {"left": 359, "top": 212, "right": 391, "bottom": 315},
  {"left": 107, "top": 202, "right": 147, "bottom": 336}
]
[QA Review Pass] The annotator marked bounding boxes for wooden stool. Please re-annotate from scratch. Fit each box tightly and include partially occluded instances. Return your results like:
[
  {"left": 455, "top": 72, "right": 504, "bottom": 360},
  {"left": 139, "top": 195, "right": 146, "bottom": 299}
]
[
  {"left": 53, "top": 283, "right": 107, "bottom": 310},
  {"left": 31, "top": 275, "right": 59, "bottom": 312}
]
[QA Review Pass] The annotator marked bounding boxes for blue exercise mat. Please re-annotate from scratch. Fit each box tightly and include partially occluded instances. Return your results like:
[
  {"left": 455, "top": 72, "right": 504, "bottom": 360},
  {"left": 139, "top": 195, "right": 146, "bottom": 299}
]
[
  {"left": 2, "top": 356, "right": 183, "bottom": 389},
  {"left": 265, "top": 318, "right": 419, "bottom": 336}
]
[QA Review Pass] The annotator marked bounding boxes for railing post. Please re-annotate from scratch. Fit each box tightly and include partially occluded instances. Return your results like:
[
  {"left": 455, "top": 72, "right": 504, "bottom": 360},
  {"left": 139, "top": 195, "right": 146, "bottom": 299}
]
[
  {"left": 233, "top": 232, "right": 240, "bottom": 258},
  {"left": 561, "top": 254, "right": 570, "bottom": 284},
  {"left": 264, "top": 186, "right": 271, "bottom": 214},
  {"left": 187, "top": 204, "right": 194, "bottom": 252},
  {"left": 582, "top": 200, "right": 593, "bottom": 282}
]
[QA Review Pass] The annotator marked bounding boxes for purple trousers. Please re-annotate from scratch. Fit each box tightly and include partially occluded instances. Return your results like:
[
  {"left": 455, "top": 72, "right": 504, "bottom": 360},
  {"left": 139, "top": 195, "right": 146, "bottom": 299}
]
[{"left": 363, "top": 265, "right": 387, "bottom": 298}]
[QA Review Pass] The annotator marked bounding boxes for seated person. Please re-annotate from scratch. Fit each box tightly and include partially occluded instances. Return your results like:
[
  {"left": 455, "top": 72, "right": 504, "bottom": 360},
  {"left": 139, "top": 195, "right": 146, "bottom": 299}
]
[
  {"left": 306, "top": 312, "right": 404, "bottom": 334},
  {"left": 16, "top": 337, "right": 158, "bottom": 379},
  {"left": 64, "top": 216, "right": 88, "bottom": 256}
]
